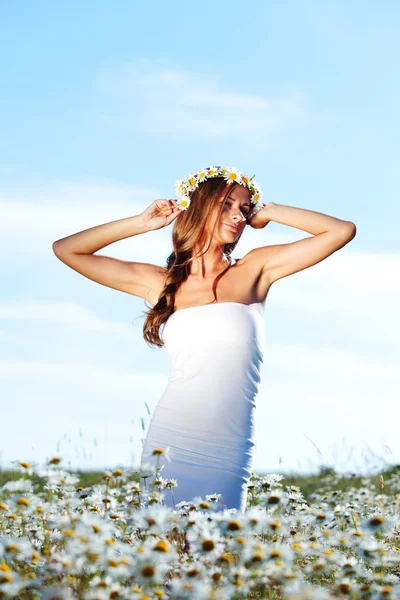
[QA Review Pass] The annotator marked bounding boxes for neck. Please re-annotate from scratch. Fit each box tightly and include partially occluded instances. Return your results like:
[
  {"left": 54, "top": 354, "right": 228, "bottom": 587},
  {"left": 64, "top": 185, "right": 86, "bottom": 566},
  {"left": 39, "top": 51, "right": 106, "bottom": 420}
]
[{"left": 189, "top": 248, "right": 231, "bottom": 279}]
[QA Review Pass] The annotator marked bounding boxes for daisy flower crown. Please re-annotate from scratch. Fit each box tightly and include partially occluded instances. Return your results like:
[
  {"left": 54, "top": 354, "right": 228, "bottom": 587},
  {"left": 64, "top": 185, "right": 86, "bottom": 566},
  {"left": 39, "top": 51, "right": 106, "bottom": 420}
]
[{"left": 174, "top": 165, "right": 264, "bottom": 219}]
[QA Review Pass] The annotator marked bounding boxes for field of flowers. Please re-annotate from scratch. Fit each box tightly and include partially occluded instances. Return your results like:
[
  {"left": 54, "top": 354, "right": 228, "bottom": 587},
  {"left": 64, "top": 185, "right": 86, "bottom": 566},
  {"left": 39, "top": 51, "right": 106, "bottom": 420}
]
[{"left": 0, "top": 450, "right": 399, "bottom": 600}]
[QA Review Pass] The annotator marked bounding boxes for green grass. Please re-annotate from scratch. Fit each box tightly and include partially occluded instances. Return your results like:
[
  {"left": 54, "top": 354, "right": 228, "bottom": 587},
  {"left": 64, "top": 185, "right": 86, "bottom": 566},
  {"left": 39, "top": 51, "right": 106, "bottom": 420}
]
[{"left": 1, "top": 464, "right": 399, "bottom": 501}]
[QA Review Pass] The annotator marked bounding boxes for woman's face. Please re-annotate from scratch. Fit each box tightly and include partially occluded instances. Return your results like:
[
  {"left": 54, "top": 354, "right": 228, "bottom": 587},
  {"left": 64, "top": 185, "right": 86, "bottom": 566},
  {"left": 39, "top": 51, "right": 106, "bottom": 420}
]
[{"left": 208, "top": 184, "right": 252, "bottom": 242}]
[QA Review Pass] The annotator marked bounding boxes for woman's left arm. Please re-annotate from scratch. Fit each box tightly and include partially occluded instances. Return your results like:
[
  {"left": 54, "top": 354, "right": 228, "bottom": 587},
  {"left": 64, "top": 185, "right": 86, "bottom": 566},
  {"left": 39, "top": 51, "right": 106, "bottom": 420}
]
[
  {"left": 247, "top": 202, "right": 357, "bottom": 284},
  {"left": 248, "top": 201, "right": 355, "bottom": 234}
]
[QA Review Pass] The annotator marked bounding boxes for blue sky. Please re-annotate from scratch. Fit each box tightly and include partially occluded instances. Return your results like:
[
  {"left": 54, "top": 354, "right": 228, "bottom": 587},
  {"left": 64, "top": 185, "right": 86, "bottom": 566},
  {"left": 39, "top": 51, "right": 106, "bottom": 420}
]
[{"left": 1, "top": 1, "right": 399, "bottom": 475}]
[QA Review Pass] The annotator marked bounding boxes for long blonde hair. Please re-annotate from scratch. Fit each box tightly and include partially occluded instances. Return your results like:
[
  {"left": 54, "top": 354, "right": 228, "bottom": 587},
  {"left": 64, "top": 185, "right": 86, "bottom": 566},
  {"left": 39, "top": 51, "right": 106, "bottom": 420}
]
[{"left": 143, "top": 177, "right": 246, "bottom": 348}]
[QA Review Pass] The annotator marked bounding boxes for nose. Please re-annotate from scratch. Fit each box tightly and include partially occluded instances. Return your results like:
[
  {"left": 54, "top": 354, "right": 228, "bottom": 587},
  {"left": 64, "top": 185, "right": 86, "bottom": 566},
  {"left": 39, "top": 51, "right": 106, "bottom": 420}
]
[{"left": 230, "top": 208, "right": 247, "bottom": 224}]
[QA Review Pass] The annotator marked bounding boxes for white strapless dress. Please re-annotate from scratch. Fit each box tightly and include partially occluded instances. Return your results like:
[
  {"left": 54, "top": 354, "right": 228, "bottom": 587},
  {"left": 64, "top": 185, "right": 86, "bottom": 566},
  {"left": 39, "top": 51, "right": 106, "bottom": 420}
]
[{"left": 140, "top": 268, "right": 265, "bottom": 513}]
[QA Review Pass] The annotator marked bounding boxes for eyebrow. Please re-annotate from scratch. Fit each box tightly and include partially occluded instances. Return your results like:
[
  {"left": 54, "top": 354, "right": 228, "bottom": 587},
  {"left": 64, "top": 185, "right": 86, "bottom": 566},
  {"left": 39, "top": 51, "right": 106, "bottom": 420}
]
[{"left": 228, "top": 195, "right": 250, "bottom": 208}]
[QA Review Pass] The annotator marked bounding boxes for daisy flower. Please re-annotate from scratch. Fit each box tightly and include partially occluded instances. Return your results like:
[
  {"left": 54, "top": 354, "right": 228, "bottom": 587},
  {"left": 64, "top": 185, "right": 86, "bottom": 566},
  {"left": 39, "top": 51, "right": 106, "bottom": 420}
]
[
  {"left": 176, "top": 195, "right": 191, "bottom": 211},
  {"left": 222, "top": 166, "right": 243, "bottom": 186},
  {"left": 196, "top": 169, "right": 208, "bottom": 182},
  {"left": 184, "top": 173, "right": 198, "bottom": 191},
  {"left": 174, "top": 179, "right": 185, "bottom": 196}
]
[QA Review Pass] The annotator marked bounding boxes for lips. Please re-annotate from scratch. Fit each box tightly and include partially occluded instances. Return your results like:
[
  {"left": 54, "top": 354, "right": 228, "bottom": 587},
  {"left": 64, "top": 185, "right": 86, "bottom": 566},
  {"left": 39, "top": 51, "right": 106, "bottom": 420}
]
[{"left": 224, "top": 223, "right": 239, "bottom": 232}]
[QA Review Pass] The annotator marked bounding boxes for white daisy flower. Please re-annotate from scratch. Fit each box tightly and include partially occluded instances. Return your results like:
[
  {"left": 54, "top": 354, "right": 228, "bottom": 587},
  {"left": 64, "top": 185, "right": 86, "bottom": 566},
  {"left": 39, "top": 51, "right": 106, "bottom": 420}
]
[
  {"left": 222, "top": 166, "right": 243, "bottom": 186},
  {"left": 174, "top": 179, "right": 185, "bottom": 196},
  {"left": 176, "top": 195, "right": 191, "bottom": 210},
  {"left": 1, "top": 479, "right": 33, "bottom": 493},
  {"left": 184, "top": 173, "right": 198, "bottom": 191},
  {"left": 133, "top": 549, "right": 171, "bottom": 586},
  {"left": 196, "top": 169, "right": 208, "bottom": 182},
  {"left": 240, "top": 172, "right": 251, "bottom": 186},
  {"left": 40, "top": 585, "right": 76, "bottom": 600}
]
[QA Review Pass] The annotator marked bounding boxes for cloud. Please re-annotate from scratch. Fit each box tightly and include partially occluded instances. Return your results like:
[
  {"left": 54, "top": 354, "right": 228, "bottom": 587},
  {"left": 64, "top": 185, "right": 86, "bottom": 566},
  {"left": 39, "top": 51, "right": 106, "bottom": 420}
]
[
  {"left": 93, "top": 60, "right": 308, "bottom": 144},
  {"left": 0, "top": 301, "right": 137, "bottom": 338},
  {"left": 0, "top": 178, "right": 168, "bottom": 260},
  {"left": 269, "top": 250, "right": 400, "bottom": 353}
]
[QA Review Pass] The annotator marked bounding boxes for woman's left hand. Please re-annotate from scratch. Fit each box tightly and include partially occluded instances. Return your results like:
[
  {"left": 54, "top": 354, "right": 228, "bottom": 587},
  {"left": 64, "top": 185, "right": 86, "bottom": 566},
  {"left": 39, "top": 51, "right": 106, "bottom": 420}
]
[{"left": 247, "top": 202, "right": 276, "bottom": 229}]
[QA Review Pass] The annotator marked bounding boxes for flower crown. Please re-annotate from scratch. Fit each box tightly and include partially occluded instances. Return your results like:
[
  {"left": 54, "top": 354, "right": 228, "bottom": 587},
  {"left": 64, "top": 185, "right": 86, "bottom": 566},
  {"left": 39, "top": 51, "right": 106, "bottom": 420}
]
[{"left": 174, "top": 165, "right": 264, "bottom": 218}]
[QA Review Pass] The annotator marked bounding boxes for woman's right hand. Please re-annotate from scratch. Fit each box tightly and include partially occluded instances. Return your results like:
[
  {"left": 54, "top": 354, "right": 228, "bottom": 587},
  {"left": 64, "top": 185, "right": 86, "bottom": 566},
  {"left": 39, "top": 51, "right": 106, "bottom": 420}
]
[{"left": 140, "top": 199, "right": 182, "bottom": 231}]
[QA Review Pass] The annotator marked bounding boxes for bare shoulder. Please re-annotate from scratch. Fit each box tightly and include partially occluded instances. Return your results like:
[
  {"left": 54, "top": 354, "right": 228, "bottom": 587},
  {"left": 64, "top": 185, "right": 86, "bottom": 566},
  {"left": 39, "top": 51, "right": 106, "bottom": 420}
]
[
  {"left": 232, "top": 249, "right": 275, "bottom": 303},
  {"left": 234, "top": 247, "right": 275, "bottom": 281}
]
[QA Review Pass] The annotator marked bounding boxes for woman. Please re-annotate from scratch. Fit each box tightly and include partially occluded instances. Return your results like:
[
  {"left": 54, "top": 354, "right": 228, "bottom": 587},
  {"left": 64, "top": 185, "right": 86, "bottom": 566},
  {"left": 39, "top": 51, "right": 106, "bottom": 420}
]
[{"left": 53, "top": 165, "right": 356, "bottom": 513}]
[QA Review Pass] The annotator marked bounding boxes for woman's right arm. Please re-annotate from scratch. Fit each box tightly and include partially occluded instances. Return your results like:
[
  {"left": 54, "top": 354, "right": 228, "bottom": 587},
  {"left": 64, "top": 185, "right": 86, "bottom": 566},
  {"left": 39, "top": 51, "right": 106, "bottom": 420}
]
[
  {"left": 53, "top": 215, "right": 165, "bottom": 304},
  {"left": 52, "top": 200, "right": 180, "bottom": 300},
  {"left": 52, "top": 213, "right": 163, "bottom": 301},
  {"left": 52, "top": 213, "right": 149, "bottom": 255}
]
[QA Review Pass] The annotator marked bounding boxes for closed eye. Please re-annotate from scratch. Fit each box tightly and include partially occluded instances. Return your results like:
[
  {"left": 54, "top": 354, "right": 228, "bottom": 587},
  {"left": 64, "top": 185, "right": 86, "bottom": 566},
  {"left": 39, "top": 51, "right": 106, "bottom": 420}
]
[{"left": 226, "top": 201, "right": 250, "bottom": 216}]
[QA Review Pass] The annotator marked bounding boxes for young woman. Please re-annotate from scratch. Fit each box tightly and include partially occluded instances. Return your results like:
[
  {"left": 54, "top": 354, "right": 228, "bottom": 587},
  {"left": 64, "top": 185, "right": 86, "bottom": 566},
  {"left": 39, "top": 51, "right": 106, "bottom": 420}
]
[{"left": 53, "top": 166, "right": 356, "bottom": 513}]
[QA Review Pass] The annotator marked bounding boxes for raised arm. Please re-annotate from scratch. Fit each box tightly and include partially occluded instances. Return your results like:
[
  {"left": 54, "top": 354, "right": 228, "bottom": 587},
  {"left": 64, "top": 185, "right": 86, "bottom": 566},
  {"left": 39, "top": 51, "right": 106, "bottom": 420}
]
[
  {"left": 52, "top": 197, "right": 181, "bottom": 301},
  {"left": 245, "top": 202, "right": 357, "bottom": 284}
]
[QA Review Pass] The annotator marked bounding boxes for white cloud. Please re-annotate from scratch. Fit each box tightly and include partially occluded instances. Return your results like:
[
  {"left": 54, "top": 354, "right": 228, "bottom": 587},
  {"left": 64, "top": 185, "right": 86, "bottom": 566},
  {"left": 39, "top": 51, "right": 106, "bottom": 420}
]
[
  {"left": 0, "top": 301, "right": 137, "bottom": 338},
  {"left": 268, "top": 251, "right": 400, "bottom": 353},
  {"left": 0, "top": 178, "right": 169, "bottom": 260},
  {"left": 93, "top": 60, "right": 308, "bottom": 144}
]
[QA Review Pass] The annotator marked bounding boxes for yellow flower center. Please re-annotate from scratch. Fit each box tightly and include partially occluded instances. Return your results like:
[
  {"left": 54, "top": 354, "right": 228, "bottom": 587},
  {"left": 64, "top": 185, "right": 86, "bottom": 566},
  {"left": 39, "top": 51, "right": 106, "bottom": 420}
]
[
  {"left": 227, "top": 520, "right": 241, "bottom": 531},
  {"left": 153, "top": 540, "right": 169, "bottom": 552},
  {"left": 152, "top": 448, "right": 165, "bottom": 455},
  {"left": 108, "top": 559, "right": 119, "bottom": 568},
  {"left": 87, "top": 553, "right": 99, "bottom": 562},
  {"left": 0, "top": 565, "right": 11, "bottom": 572},
  {"left": 62, "top": 529, "right": 75, "bottom": 538},
  {"left": 49, "top": 456, "right": 61, "bottom": 464},
  {"left": 202, "top": 539, "right": 215, "bottom": 551},
  {"left": 369, "top": 516, "right": 385, "bottom": 526}
]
